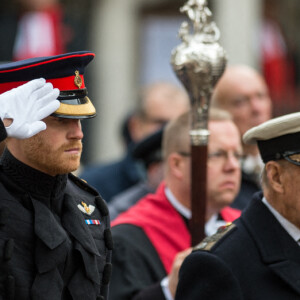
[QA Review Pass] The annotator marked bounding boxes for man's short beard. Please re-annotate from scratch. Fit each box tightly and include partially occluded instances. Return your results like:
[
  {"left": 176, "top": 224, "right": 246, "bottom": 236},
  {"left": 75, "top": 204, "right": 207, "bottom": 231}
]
[{"left": 22, "top": 134, "right": 82, "bottom": 176}]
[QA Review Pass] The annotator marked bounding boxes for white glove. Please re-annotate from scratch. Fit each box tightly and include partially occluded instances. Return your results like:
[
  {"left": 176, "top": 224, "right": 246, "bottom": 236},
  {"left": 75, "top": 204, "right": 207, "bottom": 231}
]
[{"left": 0, "top": 78, "right": 60, "bottom": 139}]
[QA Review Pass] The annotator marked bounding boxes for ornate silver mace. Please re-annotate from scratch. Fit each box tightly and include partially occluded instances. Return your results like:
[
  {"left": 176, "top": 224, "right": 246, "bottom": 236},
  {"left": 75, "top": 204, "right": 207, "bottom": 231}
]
[{"left": 171, "top": 0, "right": 227, "bottom": 246}]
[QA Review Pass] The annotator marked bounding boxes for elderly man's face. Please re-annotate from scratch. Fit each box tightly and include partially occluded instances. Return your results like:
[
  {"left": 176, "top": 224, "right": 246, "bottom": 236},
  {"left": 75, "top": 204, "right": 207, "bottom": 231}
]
[
  {"left": 266, "top": 160, "right": 300, "bottom": 229},
  {"left": 17, "top": 116, "right": 83, "bottom": 176}
]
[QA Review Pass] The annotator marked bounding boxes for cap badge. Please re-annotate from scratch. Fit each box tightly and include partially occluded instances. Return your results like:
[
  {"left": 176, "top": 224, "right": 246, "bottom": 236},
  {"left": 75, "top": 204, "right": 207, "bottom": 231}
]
[
  {"left": 78, "top": 201, "right": 95, "bottom": 215},
  {"left": 74, "top": 70, "right": 82, "bottom": 88}
]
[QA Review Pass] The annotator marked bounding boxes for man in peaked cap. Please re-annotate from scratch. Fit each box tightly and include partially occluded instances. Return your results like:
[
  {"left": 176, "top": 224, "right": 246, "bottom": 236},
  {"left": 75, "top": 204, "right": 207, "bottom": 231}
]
[
  {"left": 0, "top": 51, "right": 112, "bottom": 299},
  {"left": 176, "top": 112, "right": 300, "bottom": 300}
]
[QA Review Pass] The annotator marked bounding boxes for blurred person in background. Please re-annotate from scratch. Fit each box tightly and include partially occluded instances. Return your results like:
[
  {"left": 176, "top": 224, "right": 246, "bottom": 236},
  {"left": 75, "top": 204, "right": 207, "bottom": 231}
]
[
  {"left": 80, "top": 82, "right": 189, "bottom": 203},
  {"left": 212, "top": 64, "right": 272, "bottom": 210},
  {"left": 13, "top": 0, "right": 67, "bottom": 60},
  {"left": 108, "top": 127, "right": 164, "bottom": 221},
  {"left": 260, "top": 0, "right": 296, "bottom": 111}
]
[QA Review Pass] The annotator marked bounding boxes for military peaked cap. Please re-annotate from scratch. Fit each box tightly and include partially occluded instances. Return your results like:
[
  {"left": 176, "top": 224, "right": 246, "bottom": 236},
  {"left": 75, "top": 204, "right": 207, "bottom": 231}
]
[
  {"left": 0, "top": 51, "right": 96, "bottom": 119},
  {"left": 243, "top": 112, "right": 300, "bottom": 165}
]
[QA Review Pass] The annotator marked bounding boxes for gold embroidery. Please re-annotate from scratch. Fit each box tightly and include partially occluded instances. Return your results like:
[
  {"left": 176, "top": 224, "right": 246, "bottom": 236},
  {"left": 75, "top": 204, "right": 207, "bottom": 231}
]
[
  {"left": 74, "top": 70, "right": 82, "bottom": 88},
  {"left": 81, "top": 201, "right": 91, "bottom": 214}
]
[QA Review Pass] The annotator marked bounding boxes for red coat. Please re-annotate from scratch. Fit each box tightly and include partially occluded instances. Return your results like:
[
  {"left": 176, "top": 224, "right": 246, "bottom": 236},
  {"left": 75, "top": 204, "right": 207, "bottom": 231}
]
[{"left": 112, "top": 182, "right": 241, "bottom": 273}]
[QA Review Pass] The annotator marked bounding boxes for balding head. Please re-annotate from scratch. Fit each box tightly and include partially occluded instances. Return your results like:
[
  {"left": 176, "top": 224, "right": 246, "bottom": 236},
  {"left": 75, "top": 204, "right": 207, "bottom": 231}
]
[
  {"left": 212, "top": 65, "right": 272, "bottom": 138},
  {"left": 129, "top": 82, "right": 189, "bottom": 142},
  {"left": 138, "top": 82, "right": 189, "bottom": 122}
]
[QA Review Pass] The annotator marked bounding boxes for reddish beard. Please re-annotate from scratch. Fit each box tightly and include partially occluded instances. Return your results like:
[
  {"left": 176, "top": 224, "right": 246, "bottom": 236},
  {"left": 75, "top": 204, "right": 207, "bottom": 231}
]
[{"left": 22, "top": 136, "right": 83, "bottom": 176}]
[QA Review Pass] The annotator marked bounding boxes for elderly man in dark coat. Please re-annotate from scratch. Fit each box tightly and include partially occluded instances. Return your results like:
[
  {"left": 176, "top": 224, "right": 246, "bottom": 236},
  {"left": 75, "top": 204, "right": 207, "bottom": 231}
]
[{"left": 176, "top": 111, "right": 300, "bottom": 300}]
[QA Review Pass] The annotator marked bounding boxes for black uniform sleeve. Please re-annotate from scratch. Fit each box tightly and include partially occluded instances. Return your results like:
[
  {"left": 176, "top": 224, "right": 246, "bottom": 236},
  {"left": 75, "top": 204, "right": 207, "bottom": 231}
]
[
  {"left": 133, "top": 282, "right": 165, "bottom": 300},
  {"left": 109, "top": 225, "right": 166, "bottom": 300},
  {"left": 175, "top": 251, "right": 243, "bottom": 300},
  {"left": 0, "top": 119, "right": 7, "bottom": 142}
]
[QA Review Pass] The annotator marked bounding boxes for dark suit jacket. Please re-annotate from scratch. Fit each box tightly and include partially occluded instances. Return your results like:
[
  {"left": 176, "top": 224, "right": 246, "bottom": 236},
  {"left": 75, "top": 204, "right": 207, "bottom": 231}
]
[{"left": 176, "top": 192, "right": 300, "bottom": 300}]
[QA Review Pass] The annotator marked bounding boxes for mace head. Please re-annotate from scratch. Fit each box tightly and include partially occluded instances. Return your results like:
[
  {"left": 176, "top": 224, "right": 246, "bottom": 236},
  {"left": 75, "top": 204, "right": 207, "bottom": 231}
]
[
  {"left": 171, "top": 0, "right": 227, "bottom": 96},
  {"left": 171, "top": 0, "right": 227, "bottom": 145}
]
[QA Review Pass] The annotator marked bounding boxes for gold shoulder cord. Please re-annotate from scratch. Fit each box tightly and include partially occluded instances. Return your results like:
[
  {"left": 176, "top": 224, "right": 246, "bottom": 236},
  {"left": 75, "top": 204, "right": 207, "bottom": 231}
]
[{"left": 193, "top": 223, "right": 236, "bottom": 251}]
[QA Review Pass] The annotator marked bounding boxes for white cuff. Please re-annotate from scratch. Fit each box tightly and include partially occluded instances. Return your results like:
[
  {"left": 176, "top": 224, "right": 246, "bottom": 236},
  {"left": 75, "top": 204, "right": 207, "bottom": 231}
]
[{"left": 160, "top": 276, "right": 174, "bottom": 300}]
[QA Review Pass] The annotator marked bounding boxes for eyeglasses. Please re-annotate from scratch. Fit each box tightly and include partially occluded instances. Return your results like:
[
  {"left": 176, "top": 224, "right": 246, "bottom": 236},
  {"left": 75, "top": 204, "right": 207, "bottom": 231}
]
[
  {"left": 177, "top": 151, "right": 191, "bottom": 157},
  {"left": 141, "top": 113, "right": 168, "bottom": 126},
  {"left": 208, "top": 150, "right": 243, "bottom": 165},
  {"left": 177, "top": 150, "right": 244, "bottom": 164}
]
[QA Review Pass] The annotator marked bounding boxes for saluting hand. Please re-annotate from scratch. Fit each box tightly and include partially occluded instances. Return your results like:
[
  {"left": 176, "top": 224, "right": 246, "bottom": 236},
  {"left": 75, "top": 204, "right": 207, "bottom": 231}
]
[{"left": 0, "top": 78, "right": 60, "bottom": 139}]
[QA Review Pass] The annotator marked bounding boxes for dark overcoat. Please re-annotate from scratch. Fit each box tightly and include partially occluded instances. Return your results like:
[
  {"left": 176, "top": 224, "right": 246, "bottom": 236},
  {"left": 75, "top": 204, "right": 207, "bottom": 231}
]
[{"left": 176, "top": 192, "right": 300, "bottom": 300}]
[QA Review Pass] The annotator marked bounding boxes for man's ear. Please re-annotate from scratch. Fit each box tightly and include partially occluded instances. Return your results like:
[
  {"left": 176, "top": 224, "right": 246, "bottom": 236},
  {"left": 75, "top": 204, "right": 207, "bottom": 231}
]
[
  {"left": 265, "top": 161, "right": 285, "bottom": 194},
  {"left": 168, "top": 153, "right": 184, "bottom": 180}
]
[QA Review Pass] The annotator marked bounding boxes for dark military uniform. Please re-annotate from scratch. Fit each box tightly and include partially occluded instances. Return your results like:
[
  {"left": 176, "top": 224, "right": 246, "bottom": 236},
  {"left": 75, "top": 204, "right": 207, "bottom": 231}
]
[
  {"left": 0, "top": 122, "right": 112, "bottom": 300},
  {"left": 176, "top": 192, "right": 300, "bottom": 300}
]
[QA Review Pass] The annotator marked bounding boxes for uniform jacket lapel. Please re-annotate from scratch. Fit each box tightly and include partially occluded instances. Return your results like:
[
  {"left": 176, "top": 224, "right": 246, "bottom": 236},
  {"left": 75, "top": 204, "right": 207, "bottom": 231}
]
[
  {"left": 242, "top": 194, "right": 300, "bottom": 295},
  {"left": 32, "top": 198, "right": 67, "bottom": 250},
  {"left": 62, "top": 193, "right": 101, "bottom": 288},
  {"left": 62, "top": 193, "right": 99, "bottom": 256}
]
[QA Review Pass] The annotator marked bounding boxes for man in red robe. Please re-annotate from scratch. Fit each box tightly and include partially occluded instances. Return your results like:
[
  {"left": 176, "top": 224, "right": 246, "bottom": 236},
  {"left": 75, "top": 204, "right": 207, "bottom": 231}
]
[{"left": 110, "top": 108, "right": 243, "bottom": 300}]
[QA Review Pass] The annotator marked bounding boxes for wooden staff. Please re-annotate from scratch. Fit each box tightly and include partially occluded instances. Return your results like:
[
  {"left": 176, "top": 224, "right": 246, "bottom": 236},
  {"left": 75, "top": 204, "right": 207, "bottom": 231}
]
[{"left": 190, "top": 143, "right": 207, "bottom": 245}]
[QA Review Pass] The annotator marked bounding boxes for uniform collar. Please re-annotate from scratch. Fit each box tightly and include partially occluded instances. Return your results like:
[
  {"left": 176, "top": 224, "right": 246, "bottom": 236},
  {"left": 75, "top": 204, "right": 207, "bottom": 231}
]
[
  {"left": 242, "top": 193, "right": 300, "bottom": 262},
  {"left": 262, "top": 196, "right": 300, "bottom": 245},
  {"left": 0, "top": 148, "right": 67, "bottom": 214},
  {"left": 242, "top": 193, "right": 300, "bottom": 295}
]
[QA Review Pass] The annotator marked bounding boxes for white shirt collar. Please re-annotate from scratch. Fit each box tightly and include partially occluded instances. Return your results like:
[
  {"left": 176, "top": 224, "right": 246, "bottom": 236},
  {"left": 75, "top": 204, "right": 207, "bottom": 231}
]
[
  {"left": 205, "top": 213, "right": 227, "bottom": 237},
  {"left": 262, "top": 197, "right": 300, "bottom": 244},
  {"left": 165, "top": 187, "right": 191, "bottom": 219},
  {"left": 164, "top": 187, "right": 226, "bottom": 236}
]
